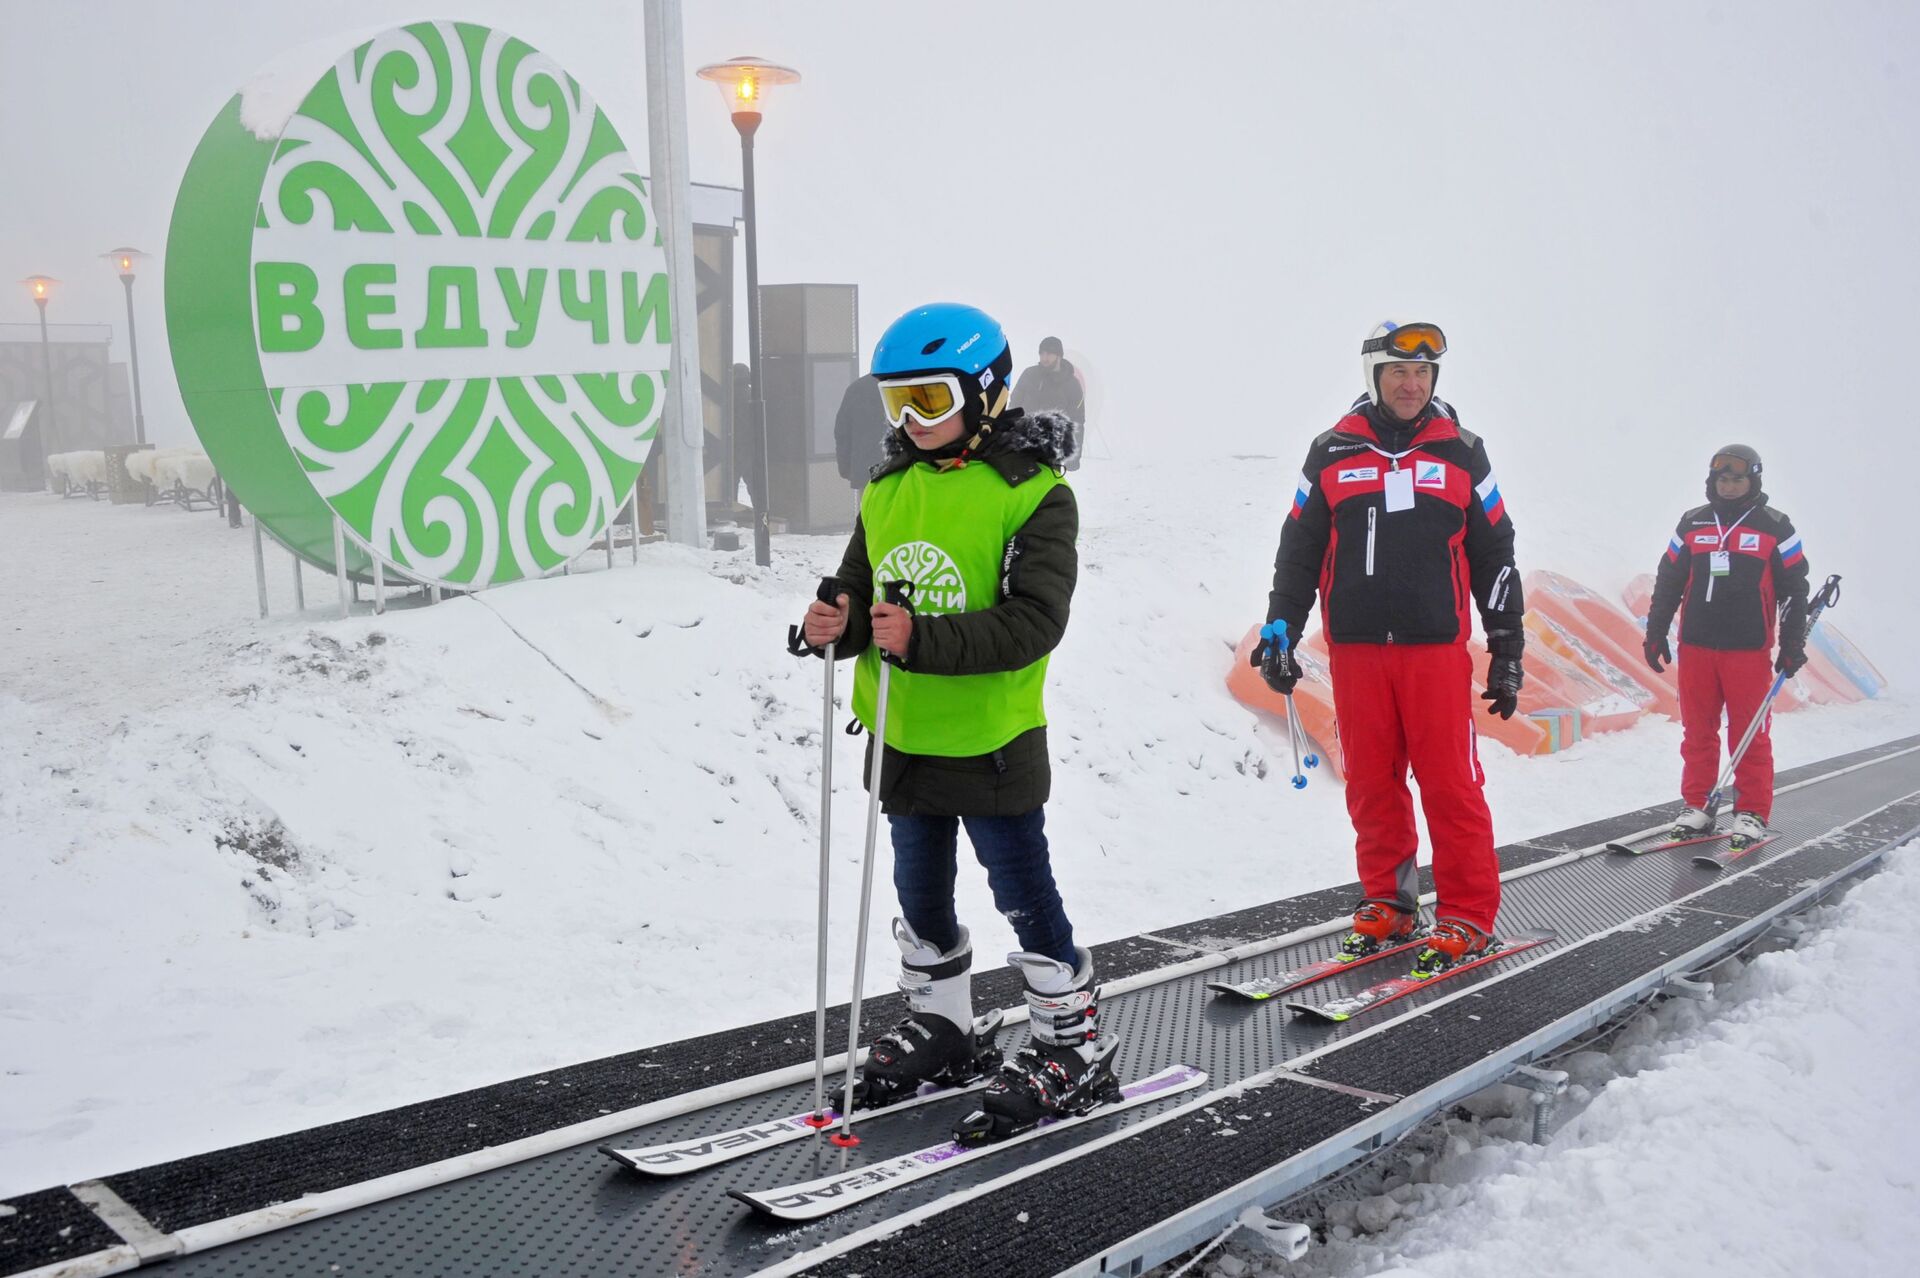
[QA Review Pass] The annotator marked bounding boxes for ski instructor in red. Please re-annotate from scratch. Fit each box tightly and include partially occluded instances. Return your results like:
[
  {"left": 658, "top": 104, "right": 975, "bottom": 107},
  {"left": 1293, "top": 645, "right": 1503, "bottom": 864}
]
[
  {"left": 1641, "top": 445, "right": 1809, "bottom": 852},
  {"left": 1257, "top": 321, "right": 1525, "bottom": 973}
]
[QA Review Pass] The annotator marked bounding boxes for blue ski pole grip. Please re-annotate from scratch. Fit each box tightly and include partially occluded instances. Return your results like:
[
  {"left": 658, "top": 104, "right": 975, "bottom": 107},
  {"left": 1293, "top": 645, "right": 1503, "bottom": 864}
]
[{"left": 1261, "top": 619, "right": 1292, "bottom": 652}]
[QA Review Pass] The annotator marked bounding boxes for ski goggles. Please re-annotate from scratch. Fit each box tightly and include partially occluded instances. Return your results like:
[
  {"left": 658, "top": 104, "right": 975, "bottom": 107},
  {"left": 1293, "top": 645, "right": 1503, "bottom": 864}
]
[
  {"left": 878, "top": 374, "right": 966, "bottom": 428},
  {"left": 1362, "top": 323, "right": 1447, "bottom": 360},
  {"left": 1710, "top": 460, "right": 1755, "bottom": 479}
]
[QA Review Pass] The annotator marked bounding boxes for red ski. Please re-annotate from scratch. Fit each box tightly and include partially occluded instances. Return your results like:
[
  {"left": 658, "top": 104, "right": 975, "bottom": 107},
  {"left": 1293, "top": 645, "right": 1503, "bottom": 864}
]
[
  {"left": 1206, "top": 936, "right": 1429, "bottom": 1001},
  {"left": 1284, "top": 930, "right": 1558, "bottom": 1023},
  {"left": 1606, "top": 829, "right": 1731, "bottom": 856},
  {"left": 1693, "top": 833, "right": 1779, "bottom": 870}
]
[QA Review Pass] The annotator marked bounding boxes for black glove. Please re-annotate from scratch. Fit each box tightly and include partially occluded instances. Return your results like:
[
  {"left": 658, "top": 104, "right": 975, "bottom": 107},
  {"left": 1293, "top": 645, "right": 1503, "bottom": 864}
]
[
  {"left": 1643, "top": 634, "right": 1672, "bottom": 674},
  {"left": 1249, "top": 620, "right": 1303, "bottom": 694},
  {"left": 1482, "top": 627, "right": 1524, "bottom": 720},
  {"left": 1776, "top": 597, "right": 1808, "bottom": 676},
  {"left": 1262, "top": 645, "right": 1303, "bottom": 694}
]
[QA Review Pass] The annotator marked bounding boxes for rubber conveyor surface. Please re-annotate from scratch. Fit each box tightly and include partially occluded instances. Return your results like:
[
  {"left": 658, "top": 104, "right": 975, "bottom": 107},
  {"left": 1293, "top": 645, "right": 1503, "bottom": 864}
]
[{"left": 8, "top": 736, "right": 1917, "bottom": 1278}]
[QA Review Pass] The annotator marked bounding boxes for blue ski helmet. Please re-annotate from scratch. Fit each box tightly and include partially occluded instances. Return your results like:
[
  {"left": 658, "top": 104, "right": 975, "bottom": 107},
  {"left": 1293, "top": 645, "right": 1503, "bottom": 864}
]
[{"left": 872, "top": 303, "right": 1014, "bottom": 422}]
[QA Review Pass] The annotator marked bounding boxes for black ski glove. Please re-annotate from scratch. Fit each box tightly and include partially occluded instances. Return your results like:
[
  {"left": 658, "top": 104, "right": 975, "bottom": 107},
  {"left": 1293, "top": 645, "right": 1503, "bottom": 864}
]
[
  {"left": 1482, "top": 627, "right": 1524, "bottom": 720},
  {"left": 1643, "top": 634, "right": 1672, "bottom": 674},
  {"left": 1775, "top": 596, "right": 1808, "bottom": 676},
  {"left": 1250, "top": 620, "right": 1303, "bottom": 694}
]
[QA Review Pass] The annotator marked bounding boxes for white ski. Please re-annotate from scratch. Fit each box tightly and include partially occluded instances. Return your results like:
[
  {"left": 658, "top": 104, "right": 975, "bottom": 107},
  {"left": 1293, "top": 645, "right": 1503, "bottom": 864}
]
[
  {"left": 727, "top": 1063, "right": 1208, "bottom": 1222},
  {"left": 600, "top": 1074, "right": 994, "bottom": 1177}
]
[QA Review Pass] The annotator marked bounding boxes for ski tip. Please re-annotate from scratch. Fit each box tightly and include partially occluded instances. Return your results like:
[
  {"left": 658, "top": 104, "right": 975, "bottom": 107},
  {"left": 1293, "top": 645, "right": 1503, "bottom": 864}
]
[
  {"left": 599, "top": 1144, "right": 643, "bottom": 1172},
  {"left": 1283, "top": 1002, "right": 1346, "bottom": 1022},
  {"left": 1604, "top": 841, "right": 1640, "bottom": 855},
  {"left": 725, "top": 1187, "right": 772, "bottom": 1215},
  {"left": 1205, "top": 982, "right": 1270, "bottom": 1000}
]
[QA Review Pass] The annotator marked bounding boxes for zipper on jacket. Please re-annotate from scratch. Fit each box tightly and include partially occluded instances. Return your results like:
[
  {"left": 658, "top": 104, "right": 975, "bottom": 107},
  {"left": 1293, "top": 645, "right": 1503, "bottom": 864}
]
[{"left": 1366, "top": 506, "right": 1378, "bottom": 577}]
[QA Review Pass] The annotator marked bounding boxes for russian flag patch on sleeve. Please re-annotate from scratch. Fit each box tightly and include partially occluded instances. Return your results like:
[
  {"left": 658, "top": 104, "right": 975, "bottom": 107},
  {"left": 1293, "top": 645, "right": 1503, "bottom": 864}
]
[
  {"left": 1474, "top": 469, "right": 1507, "bottom": 524},
  {"left": 1290, "top": 472, "right": 1312, "bottom": 518}
]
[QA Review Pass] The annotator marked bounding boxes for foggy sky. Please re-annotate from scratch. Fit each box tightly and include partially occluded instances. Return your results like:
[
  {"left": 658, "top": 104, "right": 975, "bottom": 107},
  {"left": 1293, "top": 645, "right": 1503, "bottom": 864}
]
[{"left": 4, "top": 1, "right": 1917, "bottom": 683}]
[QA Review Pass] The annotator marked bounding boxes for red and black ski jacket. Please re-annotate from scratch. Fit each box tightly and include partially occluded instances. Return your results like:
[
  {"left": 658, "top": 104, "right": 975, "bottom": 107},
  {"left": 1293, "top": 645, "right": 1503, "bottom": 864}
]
[
  {"left": 1267, "top": 398, "right": 1522, "bottom": 646},
  {"left": 1648, "top": 498, "right": 1808, "bottom": 652}
]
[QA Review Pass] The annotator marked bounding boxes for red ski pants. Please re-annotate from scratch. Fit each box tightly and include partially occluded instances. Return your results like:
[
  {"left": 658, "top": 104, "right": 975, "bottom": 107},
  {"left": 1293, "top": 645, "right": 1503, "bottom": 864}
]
[
  {"left": 1328, "top": 642, "right": 1501, "bottom": 933},
  {"left": 1678, "top": 644, "right": 1775, "bottom": 822}
]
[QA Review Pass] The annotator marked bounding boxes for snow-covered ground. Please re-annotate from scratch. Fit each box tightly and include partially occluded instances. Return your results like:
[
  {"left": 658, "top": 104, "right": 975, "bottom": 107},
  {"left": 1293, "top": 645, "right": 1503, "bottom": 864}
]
[
  {"left": 1165, "top": 842, "right": 1920, "bottom": 1278},
  {"left": 1, "top": 462, "right": 1911, "bottom": 1215}
]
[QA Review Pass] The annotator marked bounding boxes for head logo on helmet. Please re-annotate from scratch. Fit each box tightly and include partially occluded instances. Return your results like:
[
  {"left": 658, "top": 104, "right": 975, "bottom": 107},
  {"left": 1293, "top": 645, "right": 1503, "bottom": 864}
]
[
  {"left": 873, "top": 303, "right": 1014, "bottom": 425},
  {"left": 1361, "top": 320, "right": 1447, "bottom": 406}
]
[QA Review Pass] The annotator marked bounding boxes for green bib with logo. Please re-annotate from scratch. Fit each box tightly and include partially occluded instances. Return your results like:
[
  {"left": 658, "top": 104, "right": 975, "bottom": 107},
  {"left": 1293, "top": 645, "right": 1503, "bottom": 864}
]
[{"left": 853, "top": 459, "right": 1064, "bottom": 756}]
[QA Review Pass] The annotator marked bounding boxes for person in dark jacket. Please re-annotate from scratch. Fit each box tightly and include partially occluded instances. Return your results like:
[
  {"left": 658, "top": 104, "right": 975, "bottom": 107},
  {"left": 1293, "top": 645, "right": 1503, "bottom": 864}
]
[
  {"left": 796, "top": 302, "right": 1114, "bottom": 1143},
  {"left": 1010, "top": 336, "right": 1086, "bottom": 469},
  {"left": 833, "top": 373, "right": 890, "bottom": 489},
  {"left": 1257, "top": 320, "right": 1525, "bottom": 974},
  {"left": 1642, "top": 444, "right": 1809, "bottom": 850}
]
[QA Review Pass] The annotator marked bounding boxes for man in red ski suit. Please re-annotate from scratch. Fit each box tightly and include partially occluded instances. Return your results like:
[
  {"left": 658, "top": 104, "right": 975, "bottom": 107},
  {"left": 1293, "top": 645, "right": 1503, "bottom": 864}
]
[
  {"left": 1642, "top": 445, "right": 1809, "bottom": 849},
  {"left": 1256, "top": 321, "right": 1524, "bottom": 969}
]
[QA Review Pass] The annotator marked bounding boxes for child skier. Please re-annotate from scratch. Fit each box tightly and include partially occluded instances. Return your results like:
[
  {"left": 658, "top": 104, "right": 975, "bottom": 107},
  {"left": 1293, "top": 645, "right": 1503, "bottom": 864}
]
[{"left": 795, "top": 302, "right": 1111, "bottom": 1142}]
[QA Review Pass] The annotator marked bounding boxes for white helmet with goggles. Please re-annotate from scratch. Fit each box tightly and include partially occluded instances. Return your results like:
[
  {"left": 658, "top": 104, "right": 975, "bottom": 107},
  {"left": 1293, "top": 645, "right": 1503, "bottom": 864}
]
[{"left": 1361, "top": 320, "right": 1446, "bottom": 406}]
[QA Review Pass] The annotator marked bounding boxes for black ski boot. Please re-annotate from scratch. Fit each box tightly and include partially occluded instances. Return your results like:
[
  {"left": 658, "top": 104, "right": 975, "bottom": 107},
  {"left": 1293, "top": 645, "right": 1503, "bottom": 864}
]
[
  {"left": 955, "top": 946, "right": 1120, "bottom": 1146},
  {"left": 831, "top": 920, "right": 1002, "bottom": 1112}
]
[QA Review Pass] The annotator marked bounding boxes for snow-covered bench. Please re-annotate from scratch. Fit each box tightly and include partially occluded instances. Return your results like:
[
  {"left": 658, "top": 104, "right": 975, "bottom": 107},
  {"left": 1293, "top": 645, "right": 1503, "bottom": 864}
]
[
  {"left": 146, "top": 447, "right": 223, "bottom": 511},
  {"left": 47, "top": 450, "right": 109, "bottom": 499}
]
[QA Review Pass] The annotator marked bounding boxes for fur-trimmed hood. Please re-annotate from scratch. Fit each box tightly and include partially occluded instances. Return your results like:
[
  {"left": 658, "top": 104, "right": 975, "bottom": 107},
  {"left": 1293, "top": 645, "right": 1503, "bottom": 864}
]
[{"left": 873, "top": 408, "right": 1078, "bottom": 485}]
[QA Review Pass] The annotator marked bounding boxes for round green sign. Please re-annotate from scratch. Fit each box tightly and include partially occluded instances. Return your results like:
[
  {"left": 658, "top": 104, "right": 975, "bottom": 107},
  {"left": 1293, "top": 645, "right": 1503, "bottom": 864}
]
[{"left": 167, "top": 20, "right": 670, "bottom": 588}]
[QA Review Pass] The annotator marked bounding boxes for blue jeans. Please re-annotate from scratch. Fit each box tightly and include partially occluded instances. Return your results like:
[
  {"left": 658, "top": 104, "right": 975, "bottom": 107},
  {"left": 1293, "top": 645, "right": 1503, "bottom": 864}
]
[{"left": 889, "top": 808, "right": 1077, "bottom": 966}]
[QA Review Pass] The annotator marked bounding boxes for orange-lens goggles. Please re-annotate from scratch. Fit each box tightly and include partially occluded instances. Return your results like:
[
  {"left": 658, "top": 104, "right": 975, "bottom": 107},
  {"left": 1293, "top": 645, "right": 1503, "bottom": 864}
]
[
  {"left": 1364, "top": 323, "right": 1447, "bottom": 360},
  {"left": 878, "top": 375, "right": 962, "bottom": 427}
]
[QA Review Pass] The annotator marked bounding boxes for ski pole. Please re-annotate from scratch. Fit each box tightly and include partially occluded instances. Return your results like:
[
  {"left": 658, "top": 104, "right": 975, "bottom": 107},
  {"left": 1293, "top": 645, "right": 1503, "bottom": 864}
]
[
  {"left": 832, "top": 578, "right": 914, "bottom": 1152},
  {"left": 787, "top": 576, "right": 845, "bottom": 1131},
  {"left": 1707, "top": 573, "right": 1841, "bottom": 816},
  {"left": 1259, "top": 620, "right": 1318, "bottom": 789}
]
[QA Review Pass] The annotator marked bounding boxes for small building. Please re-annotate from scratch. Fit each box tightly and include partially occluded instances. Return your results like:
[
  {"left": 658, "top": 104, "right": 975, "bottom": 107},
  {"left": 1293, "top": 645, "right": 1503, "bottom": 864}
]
[{"left": 0, "top": 322, "right": 132, "bottom": 488}]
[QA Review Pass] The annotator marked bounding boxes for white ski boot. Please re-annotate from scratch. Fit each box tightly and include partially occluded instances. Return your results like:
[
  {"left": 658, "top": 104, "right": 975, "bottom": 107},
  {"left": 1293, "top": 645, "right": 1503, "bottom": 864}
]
[
  {"left": 956, "top": 946, "right": 1120, "bottom": 1145},
  {"left": 1728, "top": 811, "right": 1768, "bottom": 851},
  {"left": 1668, "top": 806, "right": 1716, "bottom": 840},
  {"left": 834, "top": 919, "right": 1002, "bottom": 1112}
]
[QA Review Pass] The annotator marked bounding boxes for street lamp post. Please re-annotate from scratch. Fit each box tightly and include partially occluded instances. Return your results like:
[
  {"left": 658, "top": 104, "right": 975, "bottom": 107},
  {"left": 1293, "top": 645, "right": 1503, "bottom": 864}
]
[
  {"left": 21, "top": 275, "right": 60, "bottom": 460},
  {"left": 103, "top": 248, "right": 150, "bottom": 444},
  {"left": 696, "top": 55, "right": 800, "bottom": 568}
]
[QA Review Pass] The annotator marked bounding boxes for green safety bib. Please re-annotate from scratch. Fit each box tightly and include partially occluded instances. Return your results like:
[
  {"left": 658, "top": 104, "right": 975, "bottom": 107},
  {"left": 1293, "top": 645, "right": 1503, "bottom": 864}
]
[{"left": 853, "top": 460, "right": 1064, "bottom": 757}]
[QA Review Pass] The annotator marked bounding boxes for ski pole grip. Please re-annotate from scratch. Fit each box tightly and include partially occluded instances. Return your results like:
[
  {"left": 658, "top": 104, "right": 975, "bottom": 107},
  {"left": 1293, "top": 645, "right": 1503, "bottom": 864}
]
[
  {"left": 882, "top": 579, "right": 915, "bottom": 613},
  {"left": 789, "top": 576, "right": 850, "bottom": 658}
]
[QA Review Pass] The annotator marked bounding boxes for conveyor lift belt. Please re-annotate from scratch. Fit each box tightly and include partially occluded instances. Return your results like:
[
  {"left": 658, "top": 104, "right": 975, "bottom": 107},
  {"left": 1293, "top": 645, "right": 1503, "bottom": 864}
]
[{"left": 5, "top": 735, "right": 1917, "bottom": 1278}]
